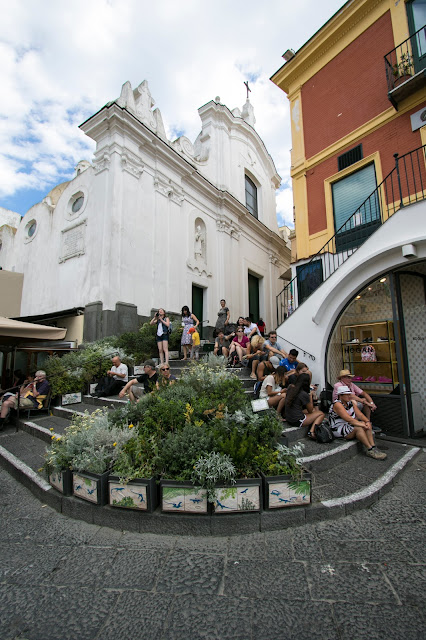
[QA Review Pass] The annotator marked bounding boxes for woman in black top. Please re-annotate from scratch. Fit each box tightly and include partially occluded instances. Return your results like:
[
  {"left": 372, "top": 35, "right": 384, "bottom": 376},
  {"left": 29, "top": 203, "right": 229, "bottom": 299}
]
[{"left": 284, "top": 373, "right": 324, "bottom": 438}]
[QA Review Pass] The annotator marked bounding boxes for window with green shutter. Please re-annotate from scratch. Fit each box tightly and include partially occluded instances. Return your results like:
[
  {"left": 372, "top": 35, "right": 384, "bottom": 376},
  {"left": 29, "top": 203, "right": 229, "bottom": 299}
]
[{"left": 332, "top": 163, "right": 381, "bottom": 252}]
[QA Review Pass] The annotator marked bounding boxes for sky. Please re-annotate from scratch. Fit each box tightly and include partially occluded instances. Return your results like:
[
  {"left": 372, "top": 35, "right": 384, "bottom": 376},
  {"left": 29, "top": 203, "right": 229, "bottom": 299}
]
[{"left": 0, "top": 0, "right": 345, "bottom": 228}]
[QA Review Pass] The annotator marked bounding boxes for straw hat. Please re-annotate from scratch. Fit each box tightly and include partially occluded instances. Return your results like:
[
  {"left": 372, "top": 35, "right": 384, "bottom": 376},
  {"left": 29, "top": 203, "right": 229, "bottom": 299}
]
[{"left": 338, "top": 369, "right": 354, "bottom": 379}]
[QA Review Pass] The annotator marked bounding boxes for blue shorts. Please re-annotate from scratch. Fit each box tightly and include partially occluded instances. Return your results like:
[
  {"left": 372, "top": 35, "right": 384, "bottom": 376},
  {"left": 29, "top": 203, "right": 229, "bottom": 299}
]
[{"left": 156, "top": 333, "right": 169, "bottom": 343}]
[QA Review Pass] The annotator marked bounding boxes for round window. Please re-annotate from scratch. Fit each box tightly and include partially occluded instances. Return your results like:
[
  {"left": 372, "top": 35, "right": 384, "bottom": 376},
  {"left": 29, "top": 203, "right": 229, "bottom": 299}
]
[
  {"left": 72, "top": 195, "right": 84, "bottom": 213},
  {"left": 27, "top": 222, "right": 37, "bottom": 237}
]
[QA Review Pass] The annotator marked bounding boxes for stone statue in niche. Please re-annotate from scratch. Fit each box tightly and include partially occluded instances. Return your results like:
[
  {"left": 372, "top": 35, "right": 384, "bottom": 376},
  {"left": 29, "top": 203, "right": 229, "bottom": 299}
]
[{"left": 194, "top": 223, "right": 206, "bottom": 262}]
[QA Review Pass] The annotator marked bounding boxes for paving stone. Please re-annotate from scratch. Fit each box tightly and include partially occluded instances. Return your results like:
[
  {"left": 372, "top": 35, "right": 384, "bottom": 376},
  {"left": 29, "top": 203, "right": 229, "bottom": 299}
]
[
  {"left": 99, "top": 591, "right": 174, "bottom": 640},
  {"left": 320, "top": 538, "right": 410, "bottom": 563},
  {"left": 48, "top": 546, "right": 118, "bottom": 586},
  {"left": 0, "top": 584, "right": 118, "bottom": 640},
  {"left": 381, "top": 562, "right": 426, "bottom": 605},
  {"left": 292, "top": 525, "right": 322, "bottom": 562},
  {"left": 227, "top": 532, "right": 266, "bottom": 559},
  {"left": 307, "top": 561, "right": 398, "bottom": 604},
  {"left": 162, "top": 593, "right": 253, "bottom": 640},
  {"left": 0, "top": 541, "right": 72, "bottom": 583},
  {"left": 264, "top": 528, "right": 294, "bottom": 561},
  {"left": 224, "top": 558, "right": 310, "bottom": 600},
  {"left": 252, "top": 597, "right": 339, "bottom": 640},
  {"left": 333, "top": 602, "right": 426, "bottom": 640},
  {"left": 174, "top": 535, "right": 228, "bottom": 555},
  {"left": 109, "top": 548, "right": 166, "bottom": 590},
  {"left": 156, "top": 551, "right": 225, "bottom": 595},
  {"left": 314, "top": 516, "right": 364, "bottom": 540},
  {"left": 367, "top": 499, "right": 426, "bottom": 524}
]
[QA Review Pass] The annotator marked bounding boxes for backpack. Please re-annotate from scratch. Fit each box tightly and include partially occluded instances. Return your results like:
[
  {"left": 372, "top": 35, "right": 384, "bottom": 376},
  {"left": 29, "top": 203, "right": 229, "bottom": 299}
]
[
  {"left": 315, "top": 421, "right": 334, "bottom": 443},
  {"left": 253, "top": 380, "right": 262, "bottom": 400},
  {"left": 168, "top": 321, "right": 173, "bottom": 334}
]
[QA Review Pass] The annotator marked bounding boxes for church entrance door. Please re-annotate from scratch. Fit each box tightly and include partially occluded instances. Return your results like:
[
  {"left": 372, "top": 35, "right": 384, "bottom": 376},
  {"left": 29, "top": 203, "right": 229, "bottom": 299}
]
[{"left": 248, "top": 273, "right": 260, "bottom": 323}]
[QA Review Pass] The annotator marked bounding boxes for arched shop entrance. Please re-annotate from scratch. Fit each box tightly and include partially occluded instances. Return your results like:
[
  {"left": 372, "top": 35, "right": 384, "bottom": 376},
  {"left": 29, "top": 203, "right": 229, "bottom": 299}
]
[{"left": 326, "top": 260, "right": 426, "bottom": 439}]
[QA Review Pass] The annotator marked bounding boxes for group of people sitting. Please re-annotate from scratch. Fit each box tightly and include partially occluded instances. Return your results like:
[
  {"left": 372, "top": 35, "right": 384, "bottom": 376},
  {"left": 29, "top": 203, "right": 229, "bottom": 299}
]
[
  {"left": 93, "top": 356, "right": 176, "bottom": 402},
  {"left": 214, "top": 326, "right": 387, "bottom": 462},
  {"left": 0, "top": 370, "right": 50, "bottom": 430}
]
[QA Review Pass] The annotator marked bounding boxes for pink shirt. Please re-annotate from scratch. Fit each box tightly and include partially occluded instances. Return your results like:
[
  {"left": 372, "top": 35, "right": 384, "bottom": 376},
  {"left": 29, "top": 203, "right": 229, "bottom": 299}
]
[
  {"left": 332, "top": 380, "right": 363, "bottom": 402},
  {"left": 233, "top": 334, "right": 249, "bottom": 348}
]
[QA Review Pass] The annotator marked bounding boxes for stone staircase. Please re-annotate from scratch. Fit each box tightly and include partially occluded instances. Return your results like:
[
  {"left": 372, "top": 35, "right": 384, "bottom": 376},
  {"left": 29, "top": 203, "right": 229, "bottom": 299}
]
[{"left": 0, "top": 359, "right": 421, "bottom": 535}]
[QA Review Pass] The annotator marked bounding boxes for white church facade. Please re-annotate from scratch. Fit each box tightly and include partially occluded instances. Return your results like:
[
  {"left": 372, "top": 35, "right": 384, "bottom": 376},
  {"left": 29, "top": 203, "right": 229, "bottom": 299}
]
[{"left": 0, "top": 80, "right": 290, "bottom": 342}]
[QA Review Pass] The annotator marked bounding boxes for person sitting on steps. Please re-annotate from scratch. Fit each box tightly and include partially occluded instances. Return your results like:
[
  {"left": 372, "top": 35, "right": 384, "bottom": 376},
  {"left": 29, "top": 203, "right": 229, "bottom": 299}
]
[
  {"left": 246, "top": 335, "right": 268, "bottom": 379},
  {"left": 119, "top": 360, "right": 158, "bottom": 402},
  {"left": 329, "top": 386, "right": 386, "bottom": 459},
  {"left": 284, "top": 373, "right": 324, "bottom": 438}
]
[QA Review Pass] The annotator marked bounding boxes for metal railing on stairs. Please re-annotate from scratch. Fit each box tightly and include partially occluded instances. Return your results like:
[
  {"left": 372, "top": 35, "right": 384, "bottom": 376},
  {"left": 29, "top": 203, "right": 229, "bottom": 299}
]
[{"left": 276, "top": 145, "right": 426, "bottom": 326}]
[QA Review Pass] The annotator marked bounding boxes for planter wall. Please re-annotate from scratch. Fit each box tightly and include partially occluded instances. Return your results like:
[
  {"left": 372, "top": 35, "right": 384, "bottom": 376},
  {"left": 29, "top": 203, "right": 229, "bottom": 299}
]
[
  {"left": 49, "top": 469, "right": 72, "bottom": 495},
  {"left": 160, "top": 480, "right": 209, "bottom": 514},
  {"left": 214, "top": 477, "right": 262, "bottom": 514},
  {"left": 73, "top": 470, "right": 109, "bottom": 505},
  {"left": 261, "top": 472, "right": 312, "bottom": 509},
  {"left": 62, "top": 392, "right": 82, "bottom": 406},
  {"left": 108, "top": 476, "right": 158, "bottom": 512}
]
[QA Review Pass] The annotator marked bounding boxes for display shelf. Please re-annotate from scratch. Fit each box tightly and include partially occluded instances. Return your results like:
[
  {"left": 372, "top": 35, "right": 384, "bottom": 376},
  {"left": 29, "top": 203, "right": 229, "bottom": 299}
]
[{"left": 340, "top": 320, "right": 398, "bottom": 389}]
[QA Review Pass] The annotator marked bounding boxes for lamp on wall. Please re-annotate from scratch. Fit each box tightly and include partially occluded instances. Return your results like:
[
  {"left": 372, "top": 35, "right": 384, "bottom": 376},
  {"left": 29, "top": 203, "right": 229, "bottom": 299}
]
[
  {"left": 282, "top": 49, "right": 295, "bottom": 61},
  {"left": 402, "top": 243, "right": 417, "bottom": 259}
]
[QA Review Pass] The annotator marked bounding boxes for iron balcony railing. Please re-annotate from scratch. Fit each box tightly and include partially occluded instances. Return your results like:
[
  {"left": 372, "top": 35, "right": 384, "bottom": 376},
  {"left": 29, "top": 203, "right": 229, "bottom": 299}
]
[
  {"left": 384, "top": 24, "right": 426, "bottom": 93},
  {"left": 276, "top": 145, "right": 426, "bottom": 326}
]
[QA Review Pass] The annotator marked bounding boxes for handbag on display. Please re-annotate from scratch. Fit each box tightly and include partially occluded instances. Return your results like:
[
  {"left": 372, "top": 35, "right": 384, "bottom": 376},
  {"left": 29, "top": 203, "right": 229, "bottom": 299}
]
[{"left": 361, "top": 345, "right": 377, "bottom": 362}]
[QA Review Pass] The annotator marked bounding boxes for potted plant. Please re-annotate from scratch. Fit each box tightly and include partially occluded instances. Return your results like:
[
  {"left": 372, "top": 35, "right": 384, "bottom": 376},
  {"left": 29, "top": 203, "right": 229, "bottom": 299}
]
[
  {"left": 108, "top": 430, "right": 160, "bottom": 512},
  {"left": 159, "top": 423, "right": 215, "bottom": 514},
  {"left": 190, "top": 451, "right": 261, "bottom": 514},
  {"left": 43, "top": 408, "right": 133, "bottom": 504},
  {"left": 256, "top": 442, "right": 312, "bottom": 509},
  {"left": 392, "top": 52, "right": 413, "bottom": 87}
]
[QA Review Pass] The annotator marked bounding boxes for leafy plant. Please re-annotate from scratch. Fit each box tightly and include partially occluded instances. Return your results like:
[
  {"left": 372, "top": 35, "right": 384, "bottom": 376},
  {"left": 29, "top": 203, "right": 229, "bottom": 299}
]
[
  {"left": 192, "top": 452, "right": 236, "bottom": 502},
  {"left": 255, "top": 442, "right": 306, "bottom": 479},
  {"left": 392, "top": 52, "right": 413, "bottom": 78},
  {"left": 111, "top": 431, "right": 161, "bottom": 483},
  {"left": 159, "top": 424, "right": 214, "bottom": 481},
  {"left": 43, "top": 408, "right": 133, "bottom": 475}
]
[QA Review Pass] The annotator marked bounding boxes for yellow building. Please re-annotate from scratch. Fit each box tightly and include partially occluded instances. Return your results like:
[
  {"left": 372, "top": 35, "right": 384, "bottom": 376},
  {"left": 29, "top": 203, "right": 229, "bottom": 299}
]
[
  {"left": 272, "top": 0, "right": 426, "bottom": 263},
  {"left": 270, "top": 0, "right": 426, "bottom": 438}
]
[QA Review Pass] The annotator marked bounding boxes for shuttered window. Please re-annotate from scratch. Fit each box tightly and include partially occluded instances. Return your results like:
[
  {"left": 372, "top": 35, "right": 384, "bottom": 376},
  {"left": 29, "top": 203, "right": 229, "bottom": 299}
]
[
  {"left": 245, "top": 175, "right": 258, "bottom": 219},
  {"left": 332, "top": 163, "right": 379, "bottom": 231}
]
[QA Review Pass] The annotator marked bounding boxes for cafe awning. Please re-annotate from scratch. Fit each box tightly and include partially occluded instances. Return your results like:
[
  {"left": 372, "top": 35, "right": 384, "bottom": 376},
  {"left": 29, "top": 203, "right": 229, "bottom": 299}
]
[{"left": 0, "top": 316, "right": 67, "bottom": 344}]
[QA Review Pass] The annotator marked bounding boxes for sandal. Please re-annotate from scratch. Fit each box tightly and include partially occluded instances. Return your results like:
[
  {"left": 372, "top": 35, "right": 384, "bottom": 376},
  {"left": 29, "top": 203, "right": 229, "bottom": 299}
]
[{"left": 307, "top": 431, "right": 316, "bottom": 440}]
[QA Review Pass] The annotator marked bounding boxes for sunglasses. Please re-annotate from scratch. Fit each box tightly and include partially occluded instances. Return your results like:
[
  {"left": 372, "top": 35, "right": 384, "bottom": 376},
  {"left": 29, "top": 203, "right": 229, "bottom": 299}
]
[{"left": 161, "top": 367, "right": 170, "bottom": 371}]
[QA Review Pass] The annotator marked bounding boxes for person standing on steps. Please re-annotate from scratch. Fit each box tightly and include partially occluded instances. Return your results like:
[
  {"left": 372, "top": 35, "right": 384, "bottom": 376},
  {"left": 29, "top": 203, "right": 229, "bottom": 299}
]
[
  {"left": 180, "top": 306, "right": 199, "bottom": 360},
  {"left": 214, "top": 299, "right": 230, "bottom": 337},
  {"left": 150, "top": 308, "right": 171, "bottom": 365}
]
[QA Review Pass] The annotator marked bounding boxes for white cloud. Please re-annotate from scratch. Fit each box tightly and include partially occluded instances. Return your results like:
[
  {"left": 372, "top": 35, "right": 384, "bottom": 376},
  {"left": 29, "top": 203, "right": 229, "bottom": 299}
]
[{"left": 0, "top": 0, "right": 345, "bottom": 221}]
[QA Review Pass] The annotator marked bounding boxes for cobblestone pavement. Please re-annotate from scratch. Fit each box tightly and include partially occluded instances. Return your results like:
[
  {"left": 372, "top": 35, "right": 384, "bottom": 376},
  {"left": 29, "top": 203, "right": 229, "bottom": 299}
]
[{"left": 1, "top": 451, "right": 425, "bottom": 640}]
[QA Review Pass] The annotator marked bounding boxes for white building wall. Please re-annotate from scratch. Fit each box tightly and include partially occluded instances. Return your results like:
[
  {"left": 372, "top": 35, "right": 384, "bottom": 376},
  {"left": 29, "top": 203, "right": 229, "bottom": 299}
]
[{"left": 0, "top": 81, "right": 289, "bottom": 334}]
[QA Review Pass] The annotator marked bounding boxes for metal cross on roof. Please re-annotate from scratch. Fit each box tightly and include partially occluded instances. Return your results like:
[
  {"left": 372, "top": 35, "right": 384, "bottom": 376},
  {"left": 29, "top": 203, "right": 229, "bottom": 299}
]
[{"left": 244, "top": 81, "right": 251, "bottom": 100}]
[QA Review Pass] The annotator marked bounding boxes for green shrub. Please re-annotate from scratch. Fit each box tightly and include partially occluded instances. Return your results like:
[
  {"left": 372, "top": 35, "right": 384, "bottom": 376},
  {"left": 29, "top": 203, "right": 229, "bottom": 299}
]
[{"left": 159, "top": 424, "right": 215, "bottom": 481}]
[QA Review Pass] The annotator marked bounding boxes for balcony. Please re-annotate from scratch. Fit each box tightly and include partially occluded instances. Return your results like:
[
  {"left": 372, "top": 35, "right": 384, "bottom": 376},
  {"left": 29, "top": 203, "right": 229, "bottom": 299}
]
[{"left": 385, "top": 25, "right": 426, "bottom": 110}]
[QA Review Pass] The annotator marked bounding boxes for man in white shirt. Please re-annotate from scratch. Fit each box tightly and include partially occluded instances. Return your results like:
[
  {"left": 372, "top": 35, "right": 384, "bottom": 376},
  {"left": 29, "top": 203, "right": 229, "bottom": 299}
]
[
  {"left": 243, "top": 317, "right": 260, "bottom": 339},
  {"left": 95, "top": 356, "right": 128, "bottom": 397}
]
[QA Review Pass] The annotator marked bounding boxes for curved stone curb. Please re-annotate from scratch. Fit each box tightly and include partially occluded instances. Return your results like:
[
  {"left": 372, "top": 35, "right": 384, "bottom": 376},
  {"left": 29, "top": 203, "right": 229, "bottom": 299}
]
[
  {"left": 322, "top": 446, "right": 420, "bottom": 508},
  {"left": 299, "top": 440, "right": 358, "bottom": 471},
  {"left": 0, "top": 441, "right": 421, "bottom": 537}
]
